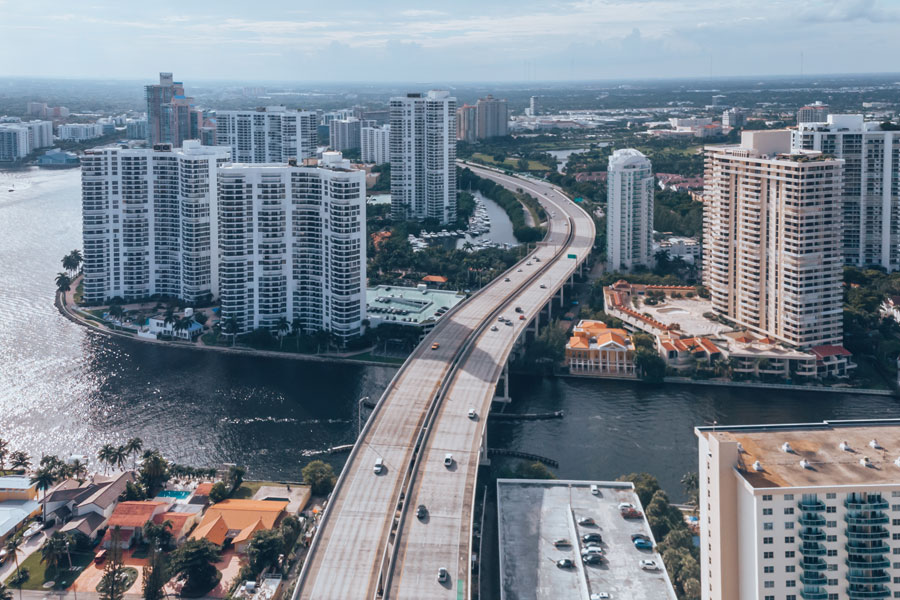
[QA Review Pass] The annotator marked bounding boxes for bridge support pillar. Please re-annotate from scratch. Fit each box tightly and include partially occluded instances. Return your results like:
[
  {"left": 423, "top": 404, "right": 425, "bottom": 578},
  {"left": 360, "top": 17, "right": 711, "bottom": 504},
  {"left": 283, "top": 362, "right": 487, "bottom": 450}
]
[
  {"left": 480, "top": 427, "right": 491, "bottom": 466},
  {"left": 494, "top": 361, "right": 511, "bottom": 403}
]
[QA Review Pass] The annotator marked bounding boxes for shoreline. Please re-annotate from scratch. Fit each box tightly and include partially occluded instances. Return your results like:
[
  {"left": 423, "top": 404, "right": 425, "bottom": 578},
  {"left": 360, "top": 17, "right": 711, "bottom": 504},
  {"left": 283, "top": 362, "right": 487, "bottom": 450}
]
[{"left": 54, "top": 287, "right": 404, "bottom": 369}]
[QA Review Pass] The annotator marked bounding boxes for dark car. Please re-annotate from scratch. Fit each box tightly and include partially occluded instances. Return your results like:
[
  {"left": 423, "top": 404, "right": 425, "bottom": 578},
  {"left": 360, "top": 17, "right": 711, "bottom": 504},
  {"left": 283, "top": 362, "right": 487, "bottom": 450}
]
[
  {"left": 582, "top": 553, "right": 604, "bottom": 565},
  {"left": 582, "top": 533, "right": 603, "bottom": 544},
  {"left": 631, "top": 533, "right": 650, "bottom": 542},
  {"left": 556, "top": 558, "right": 575, "bottom": 569},
  {"left": 416, "top": 504, "right": 428, "bottom": 520}
]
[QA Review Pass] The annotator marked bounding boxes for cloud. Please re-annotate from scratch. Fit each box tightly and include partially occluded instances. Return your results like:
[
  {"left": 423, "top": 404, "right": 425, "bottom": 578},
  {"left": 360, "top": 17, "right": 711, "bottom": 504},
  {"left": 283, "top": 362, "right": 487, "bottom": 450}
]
[
  {"left": 796, "top": 0, "right": 900, "bottom": 22},
  {"left": 399, "top": 9, "right": 447, "bottom": 17}
]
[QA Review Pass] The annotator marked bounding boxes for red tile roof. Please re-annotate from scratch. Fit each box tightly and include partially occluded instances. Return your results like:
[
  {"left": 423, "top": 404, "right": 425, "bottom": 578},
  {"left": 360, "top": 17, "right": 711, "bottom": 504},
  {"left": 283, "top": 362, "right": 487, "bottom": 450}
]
[
  {"left": 810, "top": 345, "right": 852, "bottom": 358},
  {"left": 107, "top": 501, "right": 166, "bottom": 529},
  {"left": 194, "top": 483, "right": 213, "bottom": 496}
]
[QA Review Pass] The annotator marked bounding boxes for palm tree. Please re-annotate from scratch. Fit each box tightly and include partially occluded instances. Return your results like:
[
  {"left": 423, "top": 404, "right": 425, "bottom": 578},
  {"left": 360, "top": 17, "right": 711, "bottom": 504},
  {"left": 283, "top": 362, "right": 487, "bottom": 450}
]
[
  {"left": 462, "top": 241, "right": 475, "bottom": 252},
  {"left": 124, "top": 438, "right": 143, "bottom": 471},
  {"left": 112, "top": 446, "right": 128, "bottom": 472},
  {"left": 108, "top": 304, "right": 125, "bottom": 324},
  {"left": 9, "top": 450, "right": 30, "bottom": 473},
  {"left": 69, "top": 458, "right": 88, "bottom": 483},
  {"left": 276, "top": 317, "right": 290, "bottom": 349},
  {"left": 39, "top": 533, "right": 69, "bottom": 579},
  {"left": 98, "top": 443, "right": 116, "bottom": 475},
  {"left": 61, "top": 250, "right": 83, "bottom": 275},
  {"left": 0, "top": 438, "right": 8, "bottom": 472},
  {"left": 55, "top": 272, "right": 72, "bottom": 297},
  {"left": 30, "top": 467, "right": 57, "bottom": 522},
  {"left": 172, "top": 317, "right": 191, "bottom": 340},
  {"left": 4, "top": 535, "right": 23, "bottom": 598},
  {"left": 223, "top": 316, "right": 239, "bottom": 346},
  {"left": 0, "top": 582, "right": 13, "bottom": 600}
]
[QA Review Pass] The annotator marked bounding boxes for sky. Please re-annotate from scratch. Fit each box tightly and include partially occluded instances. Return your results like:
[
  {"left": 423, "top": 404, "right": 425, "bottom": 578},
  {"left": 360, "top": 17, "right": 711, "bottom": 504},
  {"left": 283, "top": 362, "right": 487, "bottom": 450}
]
[{"left": 2, "top": 0, "right": 899, "bottom": 82}]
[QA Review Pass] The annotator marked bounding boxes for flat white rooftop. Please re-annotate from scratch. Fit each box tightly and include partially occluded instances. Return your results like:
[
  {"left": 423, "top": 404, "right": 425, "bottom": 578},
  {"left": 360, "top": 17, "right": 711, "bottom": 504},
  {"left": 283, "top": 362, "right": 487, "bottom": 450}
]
[{"left": 497, "top": 479, "right": 677, "bottom": 600}]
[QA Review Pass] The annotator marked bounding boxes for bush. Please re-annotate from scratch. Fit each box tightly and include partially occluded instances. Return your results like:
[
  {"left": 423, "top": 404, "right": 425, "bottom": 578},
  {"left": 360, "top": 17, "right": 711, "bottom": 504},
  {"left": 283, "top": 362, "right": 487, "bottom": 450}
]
[
  {"left": 302, "top": 460, "right": 337, "bottom": 496},
  {"left": 10, "top": 567, "right": 30, "bottom": 586},
  {"left": 208, "top": 481, "right": 229, "bottom": 503}
]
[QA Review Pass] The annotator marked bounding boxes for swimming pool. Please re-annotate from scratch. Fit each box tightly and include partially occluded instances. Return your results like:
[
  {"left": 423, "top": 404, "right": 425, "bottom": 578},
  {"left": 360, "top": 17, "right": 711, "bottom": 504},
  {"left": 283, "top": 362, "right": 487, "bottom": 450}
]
[{"left": 157, "top": 490, "right": 190, "bottom": 499}]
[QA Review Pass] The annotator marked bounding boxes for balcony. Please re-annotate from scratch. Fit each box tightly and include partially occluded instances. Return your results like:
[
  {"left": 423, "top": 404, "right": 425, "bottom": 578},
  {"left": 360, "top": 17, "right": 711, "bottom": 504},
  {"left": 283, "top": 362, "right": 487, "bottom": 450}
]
[
  {"left": 846, "top": 558, "right": 890, "bottom": 570},
  {"left": 799, "top": 514, "right": 826, "bottom": 527},
  {"left": 845, "top": 514, "right": 888, "bottom": 525},
  {"left": 800, "top": 543, "right": 826, "bottom": 556},
  {"left": 846, "top": 586, "right": 890, "bottom": 599},
  {"left": 845, "top": 542, "right": 889, "bottom": 554},
  {"left": 845, "top": 528, "right": 889, "bottom": 540},
  {"left": 846, "top": 573, "right": 890, "bottom": 584},
  {"left": 800, "top": 528, "right": 826, "bottom": 541},
  {"left": 800, "top": 590, "right": 828, "bottom": 600},
  {"left": 801, "top": 558, "right": 828, "bottom": 571},
  {"left": 845, "top": 498, "right": 888, "bottom": 510},
  {"left": 799, "top": 499, "right": 826, "bottom": 511},
  {"left": 800, "top": 572, "right": 827, "bottom": 585}
]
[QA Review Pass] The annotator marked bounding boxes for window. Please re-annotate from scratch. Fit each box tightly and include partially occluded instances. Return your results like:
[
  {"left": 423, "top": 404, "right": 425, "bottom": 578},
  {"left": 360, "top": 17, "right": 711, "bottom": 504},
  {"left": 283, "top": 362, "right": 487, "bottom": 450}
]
[
  {"left": 764, "top": 551, "right": 774, "bottom": 559},
  {"left": 785, "top": 494, "right": 794, "bottom": 500},
  {"left": 786, "top": 580, "right": 796, "bottom": 588},
  {"left": 827, "top": 550, "right": 837, "bottom": 557},
  {"left": 764, "top": 566, "right": 774, "bottom": 573},
  {"left": 763, "top": 494, "right": 773, "bottom": 501},
  {"left": 785, "top": 536, "right": 795, "bottom": 543},
  {"left": 827, "top": 521, "right": 837, "bottom": 527},
  {"left": 785, "top": 551, "right": 795, "bottom": 558},
  {"left": 892, "top": 491, "right": 900, "bottom": 497},
  {"left": 764, "top": 522, "right": 773, "bottom": 530},
  {"left": 827, "top": 579, "right": 837, "bottom": 586},
  {"left": 893, "top": 533, "right": 900, "bottom": 541},
  {"left": 786, "top": 522, "right": 795, "bottom": 530},
  {"left": 786, "top": 565, "right": 795, "bottom": 572},
  {"left": 892, "top": 504, "right": 900, "bottom": 511},
  {"left": 893, "top": 548, "right": 900, "bottom": 555},
  {"left": 784, "top": 507, "right": 794, "bottom": 515},
  {"left": 828, "top": 564, "right": 837, "bottom": 571},
  {"left": 826, "top": 493, "right": 836, "bottom": 499},
  {"left": 763, "top": 508, "right": 773, "bottom": 515},
  {"left": 764, "top": 581, "right": 774, "bottom": 588},
  {"left": 764, "top": 537, "right": 773, "bottom": 545},
  {"left": 827, "top": 506, "right": 836, "bottom": 513},
  {"left": 826, "top": 535, "right": 837, "bottom": 542}
]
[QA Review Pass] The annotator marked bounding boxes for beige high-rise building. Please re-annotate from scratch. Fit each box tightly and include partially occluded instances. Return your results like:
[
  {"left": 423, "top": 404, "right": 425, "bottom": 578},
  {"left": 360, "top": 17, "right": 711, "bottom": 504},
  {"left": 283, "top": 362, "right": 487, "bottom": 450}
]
[
  {"left": 456, "top": 104, "right": 476, "bottom": 143},
  {"left": 475, "top": 95, "right": 508, "bottom": 139},
  {"left": 696, "top": 419, "right": 900, "bottom": 600},
  {"left": 703, "top": 130, "right": 844, "bottom": 349}
]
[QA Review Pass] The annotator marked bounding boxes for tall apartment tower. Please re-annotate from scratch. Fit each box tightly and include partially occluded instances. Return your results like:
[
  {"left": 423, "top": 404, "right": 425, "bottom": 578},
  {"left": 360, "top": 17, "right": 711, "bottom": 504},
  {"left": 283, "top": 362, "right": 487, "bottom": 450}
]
[
  {"left": 329, "top": 117, "right": 361, "bottom": 152},
  {"left": 215, "top": 106, "right": 317, "bottom": 163},
  {"left": 529, "top": 95, "right": 541, "bottom": 116},
  {"left": 606, "top": 149, "right": 654, "bottom": 271},
  {"left": 390, "top": 91, "right": 457, "bottom": 224},
  {"left": 217, "top": 152, "right": 366, "bottom": 340},
  {"left": 696, "top": 419, "right": 900, "bottom": 600},
  {"left": 456, "top": 104, "right": 477, "bottom": 143},
  {"left": 145, "top": 72, "right": 201, "bottom": 146},
  {"left": 360, "top": 124, "right": 390, "bottom": 164},
  {"left": 703, "top": 130, "right": 844, "bottom": 348},
  {"left": 81, "top": 141, "right": 231, "bottom": 305},
  {"left": 797, "top": 101, "right": 829, "bottom": 124},
  {"left": 475, "top": 95, "right": 508, "bottom": 139},
  {"left": 793, "top": 114, "right": 900, "bottom": 270}
]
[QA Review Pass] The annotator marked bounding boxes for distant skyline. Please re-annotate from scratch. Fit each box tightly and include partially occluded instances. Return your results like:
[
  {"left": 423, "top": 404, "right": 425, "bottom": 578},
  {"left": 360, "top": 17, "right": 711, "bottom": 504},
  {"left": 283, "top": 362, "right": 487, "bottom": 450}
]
[{"left": 2, "top": 0, "right": 899, "bottom": 82}]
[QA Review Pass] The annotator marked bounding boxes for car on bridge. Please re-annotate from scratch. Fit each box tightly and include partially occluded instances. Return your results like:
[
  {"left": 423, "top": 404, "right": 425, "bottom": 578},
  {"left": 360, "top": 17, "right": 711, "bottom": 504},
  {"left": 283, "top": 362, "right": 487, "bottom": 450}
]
[
  {"left": 444, "top": 454, "right": 453, "bottom": 467},
  {"left": 416, "top": 505, "right": 428, "bottom": 520},
  {"left": 556, "top": 558, "right": 574, "bottom": 569},
  {"left": 431, "top": 343, "right": 440, "bottom": 350}
]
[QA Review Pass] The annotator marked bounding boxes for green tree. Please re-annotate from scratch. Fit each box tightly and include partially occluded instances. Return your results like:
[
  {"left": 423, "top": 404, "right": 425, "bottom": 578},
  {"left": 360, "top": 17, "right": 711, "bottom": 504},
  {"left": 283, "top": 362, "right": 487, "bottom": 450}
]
[
  {"left": 276, "top": 317, "right": 290, "bottom": 349},
  {"left": 0, "top": 583, "right": 13, "bottom": 600},
  {"left": 222, "top": 316, "right": 239, "bottom": 346},
  {"left": 280, "top": 515, "right": 302, "bottom": 552},
  {"left": 513, "top": 461, "right": 557, "bottom": 480},
  {"left": 121, "top": 481, "right": 146, "bottom": 501},
  {"left": 681, "top": 471, "right": 699, "bottom": 507},
  {"left": 69, "top": 458, "right": 88, "bottom": 483},
  {"left": 301, "top": 460, "right": 336, "bottom": 495},
  {"left": 9, "top": 450, "right": 29, "bottom": 472},
  {"left": 246, "top": 529, "right": 284, "bottom": 577},
  {"left": 142, "top": 519, "right": 174, "bottom": 552},
  {"left": 169, "top": 539, "right": 222, "bottom": 595},
  {"left": 61, "top": 251, "right": 82, "bottom": 275},
  {"left": 208, "top": 481, "right": 229, "bottom": 503},
  {"left": 39, "top": 532, "right": 69, "bottom": 579},
  {"left": 30, "top": 467, "right": 58, "bottom": 522},
  {"left": 55, "top": 272, "right": 72, "bottom": 296},
  {"left": 124, "top": 438, "right": 143, "bottom": 471},
  {"left": 635, "top": 349, "right": 667, "bottom": 383},
  {"left": 98, "top": 443, "right": 117, "bottom": 475},
  {"left": 683, "top": 577, "right": 701, "bottom": 599},
  {"left": 99, "top": 528, "right": 126, "bottom": 600},
  {"left": 139, "top": 450, "right": 169, "bottom": 492},
  {"left": 226, "top": 465, "right": 246, "bottom": 493},
  {"left": 616, "top": 472, "right": 660, "bottom": 508},
  {"left": 4, "top": 536, "right": 24, "bottom": 595},
  {"left": 111, "top": 445, "right": 128, "bottom": 471},
  {"left": 142, "top": 543, "right": 168, "bottom": 600}
]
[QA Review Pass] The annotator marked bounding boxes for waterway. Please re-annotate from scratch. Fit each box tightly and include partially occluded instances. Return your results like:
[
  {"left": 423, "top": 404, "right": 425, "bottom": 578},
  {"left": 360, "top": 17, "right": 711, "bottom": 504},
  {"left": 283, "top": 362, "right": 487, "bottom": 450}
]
[{"left": 1, "top": 168, "right": 898, "bottom": 500}]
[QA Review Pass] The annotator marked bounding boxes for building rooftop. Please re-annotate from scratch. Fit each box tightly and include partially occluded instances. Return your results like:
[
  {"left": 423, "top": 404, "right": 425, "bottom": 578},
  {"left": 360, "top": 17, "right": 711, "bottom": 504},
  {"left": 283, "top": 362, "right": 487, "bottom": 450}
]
[
  {"left": 0, "top": 476, "right": 35, "bottom": 490},
  {"left": 497, "top": 479, "right": 677, "bottom": 600},
  {"left": 697, "top": 419, "right": 900, "bottom": 489},
  {"left": 365, "top": 285, "right": 464, "bottom": 327}
]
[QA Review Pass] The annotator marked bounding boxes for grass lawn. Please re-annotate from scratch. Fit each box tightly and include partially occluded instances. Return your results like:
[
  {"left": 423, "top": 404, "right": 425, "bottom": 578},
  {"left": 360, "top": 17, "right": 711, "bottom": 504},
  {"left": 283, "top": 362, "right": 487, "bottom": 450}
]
[
  {"left": 5, "top": 549, "right": 95, "bottom": 590},
  {"left": 470, "top": 152, "right": 550, "bottom": 172},
  {"left": 231, "top": 480, "right": 287, "bottom": 500}
]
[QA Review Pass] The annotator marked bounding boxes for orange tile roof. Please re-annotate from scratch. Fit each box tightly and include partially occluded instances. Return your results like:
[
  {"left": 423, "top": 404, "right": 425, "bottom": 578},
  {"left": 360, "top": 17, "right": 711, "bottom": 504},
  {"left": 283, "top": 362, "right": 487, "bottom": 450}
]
[
  {"left": 107, "top": 501, "right": 166, "bottom": 529},
  {"left": 194, "top": 483, "right": 213, "bottom": 496},
  {"left": 568, "top": 336, "right": 589, "bottom": 349},
  {"left": 422, "top": 275, "right": 448, "bottom": 283},
  {"left": 233, "top": 518, "right": 267, "bottom": 545},
  {"left": 153, "top": 511, "right": 192, "bottom": 532},
  {"left": 190, "top": 499, "right": 287, "bottom": 546}
]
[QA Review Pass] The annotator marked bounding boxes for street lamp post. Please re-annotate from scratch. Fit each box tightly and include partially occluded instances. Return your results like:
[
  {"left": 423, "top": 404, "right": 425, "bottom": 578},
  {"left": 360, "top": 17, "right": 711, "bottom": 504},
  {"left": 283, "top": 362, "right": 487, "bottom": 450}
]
[{"left": 358, "top": 396, "right": 370, "bottom": 436}]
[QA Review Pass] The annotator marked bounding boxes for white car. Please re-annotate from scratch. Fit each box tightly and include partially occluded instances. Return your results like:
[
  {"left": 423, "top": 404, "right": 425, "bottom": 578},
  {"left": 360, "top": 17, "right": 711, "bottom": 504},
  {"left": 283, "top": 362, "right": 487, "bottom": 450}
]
[
  {"left": 640, "top": 559, "right": 659, "bottom": 571},
  {"left": 590, "top": 484, "right": 599, "bottom": 495},
  {"left": 467, "top": 408, "right": 476, "bottom": 419},
  {"left": 581, "top": 545, "right": 603, "bottom": 555},
  {"left": 617, "top": 502, "right": 635, "bottom": 511},
  {"left": 444, "top": 454, "right": 453, "bottom": 467},
  {"left": 590, "top": 594, "right": 610, "bottom": 600}
]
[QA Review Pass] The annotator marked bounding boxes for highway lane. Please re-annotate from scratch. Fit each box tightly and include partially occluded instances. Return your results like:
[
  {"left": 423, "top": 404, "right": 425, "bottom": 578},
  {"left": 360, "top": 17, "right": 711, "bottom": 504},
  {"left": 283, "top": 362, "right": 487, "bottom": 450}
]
[
  {"left": 386, "top": 165, "right": 595, "bottom": 599},
  {"left": 295, "top": 166, "right": 594, "bottom": 600}
]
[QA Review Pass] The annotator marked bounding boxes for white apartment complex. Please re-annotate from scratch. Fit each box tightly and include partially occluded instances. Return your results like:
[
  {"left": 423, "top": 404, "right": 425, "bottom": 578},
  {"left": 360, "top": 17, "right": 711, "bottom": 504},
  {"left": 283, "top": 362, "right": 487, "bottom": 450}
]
[
  {"left": 798, "top": 101, "right": 829, "bottom": 124},
  {"left": 606, "top": 148, "right": 654, "bottom": 271},
  {"left": 361, "top": 124, "right": 390, "bottom": 164},
  {"left": 703, "top": 130, "right": 844, "bottom": 349},
  {"left": 390, "top": 91, "right": 457, "bottom": 224},
  {"left": 58, "top": 123, "right": 104, "bottom": 141},
  {"left": 81, "top": 141, "right": 232, "bottom": 304},
  {"left": 0, "top": 120, "right": 54, "bottom": 161},
  {"left": 217, "top": 152, "right": 366, "bottom": 340},
  {"left": 697, "top": 419, "right": 900, "bottom": 600},
  {"left": 792, "top": 115, "right": 900, "bottom": 271},
  {"left": 215, "top": 106, "right": 317, "bottom": 163},
  {"left": 329, "top": 117, "right": 361, "bottom": 152}
]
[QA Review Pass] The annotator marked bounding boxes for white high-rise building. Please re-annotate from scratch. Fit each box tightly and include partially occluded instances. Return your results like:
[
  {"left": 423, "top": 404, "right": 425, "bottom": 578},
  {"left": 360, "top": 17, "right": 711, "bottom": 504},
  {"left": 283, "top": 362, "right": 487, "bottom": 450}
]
[
  {"left": 704, "top": 130, "right": 844, "bottom": 348},
  {"left": 797, "top": 101, "right": 829, "bottom": 124},
  {"left": 58, "top": 123, "right": 104, "bottom": 141},
  {"left": 81, "top": 141, "right": 232, "bottom": 304},
  {"left": 793, "top": 114, "right": 900, "bottom": 271},
  {"left": 696, "top": 419, "right": 900, "bottom": 600},
  {"left": 390, "top": 91, "right": 457, "bottom": 224},
  {"left": 0, "top": 125, "right": 31, "bottom": 162},
  {"left": 361, "top": 124, "right": 390, "bottom": 164},
  {"left": 329, "top": 117, "right": 361, "bottom": 152},
  {"left": 215, "top": 106, "right": 317, "bottom": 163},
  {"left": 606, "top": 149, "right": 654, "bottom": 271},
  {"left": 217, "top": 152, "right": 366, "bottom": 340}
]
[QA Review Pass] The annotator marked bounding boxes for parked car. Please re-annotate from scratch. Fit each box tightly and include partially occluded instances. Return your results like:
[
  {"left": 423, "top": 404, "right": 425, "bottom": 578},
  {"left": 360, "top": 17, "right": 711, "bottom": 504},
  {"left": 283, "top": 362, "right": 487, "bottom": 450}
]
[
  {"left": 577, "top": 517, "right": 596, "bottom": 526},
  {"left": 416, "top": 504, "right": 428, "bottom": 520},
  {"left": 589, "top": 593, "right": 609, "bottom": 599},
  {"left": 640, "top": 559, "right": 660, "bottom": 571},
  {"left": 617, "top": 502, "right": 635, "bottom": 511},
  {"left": 583, "top": 553, "right": 604, "bottom": 565},
  {"left": 553, "top": 539, "right": 571, "bottom": 548},
  {"left": 556, "top": 559, "right": 574, "bottom": 569},
  {"left": 582, "top": 533, "right": 603, "bottom": 544},
  {"left": 581, "top": 545, "right": 603, "bottom": 555},
  {"left": 590, "top": 484, "right": 599, "bottom": 495},
  {"left": 631, "top": 533, "right": 650, "bottom": 542},
  {"left": 444, "top": 454, "right": 453, "bottom": 467},
  {"left": 540, "top": 284, "right": 547, "bottom": 289},
  {"left": 633, "top": 538, "right": 653, "bottom": 550},
  {"left": 438, "top": 567, "right": 449, "bottom": 582}
]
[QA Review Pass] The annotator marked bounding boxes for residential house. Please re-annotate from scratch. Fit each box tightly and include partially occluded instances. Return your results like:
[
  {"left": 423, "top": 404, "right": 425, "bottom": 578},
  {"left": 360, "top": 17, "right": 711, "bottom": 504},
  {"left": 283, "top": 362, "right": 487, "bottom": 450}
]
[
  {"left": 657, "top": 336, "right": 723, "bottom": 373},
  {"left": 565, "top": 320, "right": 636, "bottom": 376},
  {"left": 152, "top": 511, "right": 199, "bottom": 546},
  {"left": 145, "top": 314, "right": 203, "bottom": 340},
  {"left": 102, "top": 501, "right": 168, "bottom": 549},
  {"left": 0, "top": 476, "right": 40, "bottom": 545},
  {"left": 190, "top": 499, "right": 288, "bottom": 553},
  {"left": 59, "top": 472, "right": 134, "bottom": 539}
]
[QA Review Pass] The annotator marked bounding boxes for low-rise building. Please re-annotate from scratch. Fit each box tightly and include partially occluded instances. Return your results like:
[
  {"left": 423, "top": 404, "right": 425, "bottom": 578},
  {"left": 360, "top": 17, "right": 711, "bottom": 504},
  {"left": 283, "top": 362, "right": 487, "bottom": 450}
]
[
  {"left": 721, "top": 332, "right": 854, "bottom": 380},
  {"left": 654, "top": 236, "right": 702, "bottom": 264},
  {"left": 657, "top": 335, "right": 723, "bottom": 373},
  {"left": 37, "top": 148, "right": 79, "bottom": 167},
  {"left": 144, "top": 313, "right": 203, "bottom": 340},
  {"left": 103, "top": 501, "right": 168, "bottom": 548},
  {"left": 366, "top": 284, "right": 464, "bottom": 335},
  {"left": 58, "top": 123, "right": 104, "bottom": 141},
  {"left": 566, "top": 319, "right": 636, "bottom": 376},
  {"left": 0, "top": 476, "right": 40, "bottom": 545},
  {"left": 191, "top": 499, "right": 288, "bottom": 553}
]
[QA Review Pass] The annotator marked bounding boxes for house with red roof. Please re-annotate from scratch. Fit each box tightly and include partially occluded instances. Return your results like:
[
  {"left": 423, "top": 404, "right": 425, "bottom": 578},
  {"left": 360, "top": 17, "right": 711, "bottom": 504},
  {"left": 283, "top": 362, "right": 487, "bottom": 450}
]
[
  {"left": 102, "top": 501, "right": 167, "bottom": 549},
  {"left": 565, "top": 320, "right": 636, "bottom": 376},
  {"left": 658, "top": 336, "right": 724, "bottom": 373}
]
